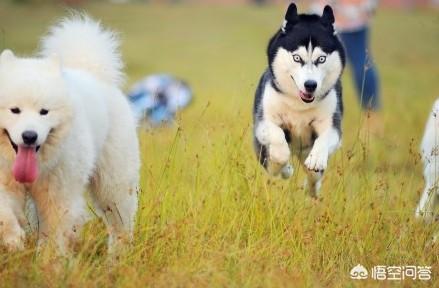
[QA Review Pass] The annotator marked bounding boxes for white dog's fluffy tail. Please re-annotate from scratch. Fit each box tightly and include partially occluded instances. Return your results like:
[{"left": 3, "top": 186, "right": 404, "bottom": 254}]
[{"left": 40, "top": 15, "right": 124, "bottom": 87}]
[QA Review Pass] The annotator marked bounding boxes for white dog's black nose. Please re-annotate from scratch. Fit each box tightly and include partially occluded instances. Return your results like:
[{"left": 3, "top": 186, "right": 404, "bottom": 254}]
[
  {"left": 22, "top": 131, "right": 38, "bottom": 145},
  {"left": 304, "top": 80, "right": 317, "bottom": 93}
]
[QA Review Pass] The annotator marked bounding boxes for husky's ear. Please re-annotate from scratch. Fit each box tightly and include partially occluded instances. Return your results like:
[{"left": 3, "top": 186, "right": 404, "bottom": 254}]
[
  {"left": 321, "top": 5, "right": 335, "bottom": 27},
  {"left": 0, "top": 50, "right": 15, "bottom": 64},
  {"left": 46, "top": 54, "right": 62, "bottom": 74},
  {"left": 282, "top": 3, "right": 298, "bottom": 34}
]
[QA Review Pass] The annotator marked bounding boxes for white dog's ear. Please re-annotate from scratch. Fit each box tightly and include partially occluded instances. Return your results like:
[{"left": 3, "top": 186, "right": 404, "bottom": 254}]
[
  {"left": 46, "top": 54, "right": 62, "bottom": 73},
  {"left": 0, "top": 50, "right": 15, "bottom": 64}
]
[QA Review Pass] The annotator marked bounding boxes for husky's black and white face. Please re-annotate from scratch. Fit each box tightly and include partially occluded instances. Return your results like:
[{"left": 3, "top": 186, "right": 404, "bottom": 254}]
[{"left": 268, "top": 4, "right": 345, "bottom": 104}]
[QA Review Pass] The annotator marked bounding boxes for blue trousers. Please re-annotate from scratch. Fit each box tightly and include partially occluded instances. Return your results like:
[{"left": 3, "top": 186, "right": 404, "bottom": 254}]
[{"left": 339, "top": 27, "right": 380, "bottom": 110}]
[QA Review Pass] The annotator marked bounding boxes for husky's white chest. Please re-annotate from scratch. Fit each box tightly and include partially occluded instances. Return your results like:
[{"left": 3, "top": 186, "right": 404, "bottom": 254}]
[{"left": 262, "top": 85, "right": 337, "bottom": 151}]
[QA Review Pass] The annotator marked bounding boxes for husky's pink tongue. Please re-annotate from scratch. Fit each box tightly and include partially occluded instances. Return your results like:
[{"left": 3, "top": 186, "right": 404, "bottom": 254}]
[{"left": 12, "top": 146, "right": 39, "bottom": 183}]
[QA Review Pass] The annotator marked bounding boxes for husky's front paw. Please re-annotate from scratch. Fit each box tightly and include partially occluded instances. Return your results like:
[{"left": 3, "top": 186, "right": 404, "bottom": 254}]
[
  {"left": 269, "top": 142, "right": 290, "bottom": 166},
  {"left": 305, "top": 145, "right": 328, "bottom": 172},
  {"left": 266, "top": 142, "right": 292, "bottom": 177},
  {"left": 280, "top": 164, "right": 294, "bottom": 179}
]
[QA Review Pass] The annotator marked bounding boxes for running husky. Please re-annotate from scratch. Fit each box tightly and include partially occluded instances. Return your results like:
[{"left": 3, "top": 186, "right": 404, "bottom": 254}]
[{"left": 253, "top": 3, "right": 345, "bottom": 197}]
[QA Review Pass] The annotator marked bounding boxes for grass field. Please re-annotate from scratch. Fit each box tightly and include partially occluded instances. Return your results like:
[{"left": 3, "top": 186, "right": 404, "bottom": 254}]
[{"left": 0, "top": 2, "right": 439, "bottom": 287}]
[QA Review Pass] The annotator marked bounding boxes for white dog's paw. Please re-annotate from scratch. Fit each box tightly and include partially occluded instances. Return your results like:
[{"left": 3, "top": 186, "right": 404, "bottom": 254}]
[
  {"left": 415, "top": 208, "right": 422, "bottom": 219},
  {"left": 269, "top": 142, "right": 290, "bottom": 167},
  {"left": 1, "top": 226, "right": 25, "bottom": 251},
  {"left": 415, "top": 205, "right": 427, "bottom": 219},
  {"left": 415, "top": 207, "right": 435, "bottom": 223},
  {"left": 305, "top": 146, "right": 328, "bottom": 172}
]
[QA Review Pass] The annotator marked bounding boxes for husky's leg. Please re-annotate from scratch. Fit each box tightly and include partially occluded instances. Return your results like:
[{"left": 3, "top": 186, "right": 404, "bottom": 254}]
[
  {"left": 254, "top": 120, "right": 292, "bottom": 178},
  {"left": 305, "top": 170, "right": 323, "bottom": 198},
  {"left": 303, "top": 119, "right": 340, "bottom": 197},
  {"left": 304, "top": 127, "right": 340, "bottom": 173},
  {"left": 297, "top": 151, "right": 323, "bottom": 198}
]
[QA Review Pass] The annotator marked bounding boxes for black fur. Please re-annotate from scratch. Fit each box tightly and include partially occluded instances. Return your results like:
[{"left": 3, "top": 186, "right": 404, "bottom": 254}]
[
  {"left": 332, "top": 80, "right": 343, "bottom": 136},
  {"left": 253, "top": 69, "right": 271, "bottom": 123},
  {"left": 253, "top": 70, "right": 271, "bottom": 167}
]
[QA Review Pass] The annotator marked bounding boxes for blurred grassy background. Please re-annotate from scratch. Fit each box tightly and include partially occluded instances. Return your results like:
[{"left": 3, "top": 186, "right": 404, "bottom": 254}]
[{"left": 0, "top": 2, "right": 438, "bottom": 287}]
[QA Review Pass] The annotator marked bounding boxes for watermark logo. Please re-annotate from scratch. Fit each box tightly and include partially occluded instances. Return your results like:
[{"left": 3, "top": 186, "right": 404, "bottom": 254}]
[
  {"left": 350, "top": 265, "right": 432, "bottom": 281},
  {"left": 350, "top": 264, "right": 368, "bottom": 280}
]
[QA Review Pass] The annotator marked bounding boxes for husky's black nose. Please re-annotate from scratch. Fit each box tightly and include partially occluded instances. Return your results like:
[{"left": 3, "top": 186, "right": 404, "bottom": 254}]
[
  {"left": 22, "top": 131, "right": 38, "bottom": 145},
  {"left": 304, "top": 80, "right": 317, "bottom": 93}
]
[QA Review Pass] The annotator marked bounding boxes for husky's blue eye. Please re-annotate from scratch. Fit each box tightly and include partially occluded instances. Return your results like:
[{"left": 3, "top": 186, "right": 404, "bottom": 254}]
[
  {"left": 10, "top": 107, "right": 21, "bottom": 114},
  {"left": 40, "top": 109, "right": 49, "bottom": 116},
  {"left": 292, "top": 54, "right": 302, "bottom": 63},
  {"left": 317, "top": 56, "right": 326, "bottom": 64}
]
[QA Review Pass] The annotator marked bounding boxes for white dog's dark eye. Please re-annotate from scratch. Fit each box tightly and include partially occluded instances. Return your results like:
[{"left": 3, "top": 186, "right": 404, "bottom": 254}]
[
  {"left": 40, "top": 109, "right": 49, "bottom": 116},
  {"left": 317, "top": 56, "right": 326, "bottom": 64},
  {"left": 292, "top": 54, "right": 302, "bottom": 63},
  {"left": 10, "top": 107, "right": 21, "bottom": 114}
]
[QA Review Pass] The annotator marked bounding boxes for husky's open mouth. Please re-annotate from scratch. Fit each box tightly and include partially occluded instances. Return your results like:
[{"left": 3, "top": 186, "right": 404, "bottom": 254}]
[
  {"left": 4, "top": 129, "right": 40, "bottom": 183},
  {"left": 299, "top": 91, "right": 315, "bottom": 103},
  {"left": 290, "top": 75, "right": 315, "bottom": 103}
]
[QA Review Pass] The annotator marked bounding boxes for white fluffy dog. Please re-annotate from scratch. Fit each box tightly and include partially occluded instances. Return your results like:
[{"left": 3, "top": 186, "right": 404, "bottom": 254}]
[
  {"left": 416, "top": 99, "right": 439, "bottom": 222},
  {"left": 0, "top": 16, "right": 140, "bottom": 253}
]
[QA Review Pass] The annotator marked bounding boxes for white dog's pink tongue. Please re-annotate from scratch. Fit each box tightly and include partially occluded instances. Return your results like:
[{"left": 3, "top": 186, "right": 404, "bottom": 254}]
[{"left": 13, "top": 146, "right": 39, "bottom": 183}]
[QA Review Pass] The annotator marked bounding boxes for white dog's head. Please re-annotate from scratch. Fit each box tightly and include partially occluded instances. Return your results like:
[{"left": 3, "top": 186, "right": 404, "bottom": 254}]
[{"left": 0, "top": 50, "right": 73, "bottom": 184}]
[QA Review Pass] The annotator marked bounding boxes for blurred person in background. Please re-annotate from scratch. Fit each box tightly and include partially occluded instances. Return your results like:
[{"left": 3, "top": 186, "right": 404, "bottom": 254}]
[{"left": 310, "top": 0, "right": 382, "bottom": 135}]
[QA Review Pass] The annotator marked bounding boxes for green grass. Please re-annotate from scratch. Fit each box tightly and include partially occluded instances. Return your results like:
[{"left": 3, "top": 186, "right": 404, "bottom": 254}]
[{"left": 0, "top": 2, "right": 439, "bottom": 287}]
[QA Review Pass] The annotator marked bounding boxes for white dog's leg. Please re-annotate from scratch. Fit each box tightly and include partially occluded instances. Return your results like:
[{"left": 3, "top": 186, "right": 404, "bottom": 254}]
[
  {"left": 32, "top": 181, "right": 88, "bottom": 254},
  {"left": 255, "top": 120, "right": 292, "bottom": 177},
  {"left": 91, "top": 162, "right": 139, "bottom": 252},
  {"left": 416, "top": 163, "right": 439, "bottom": 222},
  {"left": 417, "top": 101, "right": 439, "bottom": 221},
  {"left": 90, "top": 105, "right": 140, "bottom": 252},
  {"left": 415, "top": 185, "right": 438, "bottom": 222},
  {"left": 0, "top": 188, "right": 26, "bottom": 251}
]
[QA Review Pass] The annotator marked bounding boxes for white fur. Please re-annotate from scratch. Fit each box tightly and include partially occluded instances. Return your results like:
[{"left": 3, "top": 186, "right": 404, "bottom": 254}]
[
  {"left": 40, "top": 15, "right": 124, "bottom": 88},
  {"left": 416, "top": 99, "right": 439, "bottom": 222},
  {"left": 0, "top": 16, "right": 140, "bottom": 253}
]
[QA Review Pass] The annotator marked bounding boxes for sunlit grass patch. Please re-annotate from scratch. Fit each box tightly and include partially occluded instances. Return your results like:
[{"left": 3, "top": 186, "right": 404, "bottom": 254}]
[{"left": 0, "top": 2, "right": 438, "bottom": 287}]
